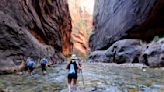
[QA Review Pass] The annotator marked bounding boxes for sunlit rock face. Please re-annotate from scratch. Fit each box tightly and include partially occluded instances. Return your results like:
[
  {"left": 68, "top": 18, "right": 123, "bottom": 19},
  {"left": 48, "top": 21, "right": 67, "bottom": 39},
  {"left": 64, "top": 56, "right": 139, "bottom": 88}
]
[
  {"left": 0, "top": 0, "right": 72, "bottom": 73},
  {"left": 89, "top": 0, "right": 164, "bottom": 51},
  {"left": 68, "top": 0, "right": 94, "bottom": 55}
]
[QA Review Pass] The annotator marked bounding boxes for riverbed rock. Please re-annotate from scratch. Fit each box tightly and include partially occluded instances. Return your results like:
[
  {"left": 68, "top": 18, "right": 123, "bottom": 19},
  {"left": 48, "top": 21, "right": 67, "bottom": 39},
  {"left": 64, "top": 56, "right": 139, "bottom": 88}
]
[
  {"left": 142, "top": 39, "right": 164, "bottom": 67},
  {"left": 106, "top": 39, "right": 142, "bottom": 64},
  {"left": 88, "top": 39, "right": 142, "bottom": 64},
  {"left": 89, "top": 0, "right": 164, "bottom": 51},
  {"left": 0, "top": 0, "right": 72, "bottom": 74},
  {"left": 88, "top": 39, "right": 164, "bottom": 67},
  {"left": 88, "top": 50, "right": 109, "bottom": 63}
]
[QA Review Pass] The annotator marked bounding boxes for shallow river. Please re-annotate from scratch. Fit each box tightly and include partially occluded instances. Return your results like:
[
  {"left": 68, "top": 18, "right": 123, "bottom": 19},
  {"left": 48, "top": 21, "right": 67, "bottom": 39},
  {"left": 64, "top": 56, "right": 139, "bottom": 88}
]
[{"left": 0, "top": 63, "right": 164, "bottom": 92}]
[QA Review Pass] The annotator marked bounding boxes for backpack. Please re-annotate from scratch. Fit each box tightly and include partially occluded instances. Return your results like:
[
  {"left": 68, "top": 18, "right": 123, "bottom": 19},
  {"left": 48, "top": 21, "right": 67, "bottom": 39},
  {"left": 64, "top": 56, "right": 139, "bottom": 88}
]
[
  {"left": 40, "top": 59, "right": 47, "bottom": 64},
  {"left": 77, "top": 60, "right": 81, "bottom": 65},
  {"left": 69, "top": 64, "right": 75, "bottom": 74},
  {"left": 27, "top": 60, "right": 34, "bottom": 67}
]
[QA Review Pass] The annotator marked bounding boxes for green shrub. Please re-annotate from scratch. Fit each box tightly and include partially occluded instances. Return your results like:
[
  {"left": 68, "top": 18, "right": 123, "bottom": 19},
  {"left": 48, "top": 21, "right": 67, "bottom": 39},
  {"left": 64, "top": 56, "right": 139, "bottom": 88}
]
[{"left": 47, "top": 0, "right": 52, "bottom": 4}]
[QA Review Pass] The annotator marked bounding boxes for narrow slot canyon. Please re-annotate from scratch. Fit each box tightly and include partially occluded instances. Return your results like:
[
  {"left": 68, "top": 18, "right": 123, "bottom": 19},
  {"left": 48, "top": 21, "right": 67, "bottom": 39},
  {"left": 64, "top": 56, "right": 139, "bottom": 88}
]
[
  {"left": 67, "top": 0, "right": 95, "bottom": 57},
  {"left": 0, "top": 0, "right": 164, "bottom": 92}
]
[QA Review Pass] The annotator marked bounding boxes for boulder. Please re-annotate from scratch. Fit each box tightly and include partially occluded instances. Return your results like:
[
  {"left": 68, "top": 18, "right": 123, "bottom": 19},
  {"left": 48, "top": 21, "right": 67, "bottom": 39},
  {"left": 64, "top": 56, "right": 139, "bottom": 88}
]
[{"left": 88, "top": 39, "right": 164, "bottom": 67}]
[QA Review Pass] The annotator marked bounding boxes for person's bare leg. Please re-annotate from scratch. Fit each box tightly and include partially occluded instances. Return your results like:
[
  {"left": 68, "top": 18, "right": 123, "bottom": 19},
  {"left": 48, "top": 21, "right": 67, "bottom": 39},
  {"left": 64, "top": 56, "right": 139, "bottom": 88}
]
[
  {"left": 73, "top": 78, "right": 77, "bottom": 90},
  {"left": 68, "top": 79, "right": 71, "bottom": 92}
]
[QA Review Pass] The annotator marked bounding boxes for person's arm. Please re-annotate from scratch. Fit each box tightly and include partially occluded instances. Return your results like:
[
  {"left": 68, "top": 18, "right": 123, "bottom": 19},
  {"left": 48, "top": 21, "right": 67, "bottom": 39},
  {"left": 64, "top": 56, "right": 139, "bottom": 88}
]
[
  {"left": 66, "top": 61, "right": 70, "bottom": 69},
  {"left": 76, "top": 61, "right": 81, "bottom": 70}
]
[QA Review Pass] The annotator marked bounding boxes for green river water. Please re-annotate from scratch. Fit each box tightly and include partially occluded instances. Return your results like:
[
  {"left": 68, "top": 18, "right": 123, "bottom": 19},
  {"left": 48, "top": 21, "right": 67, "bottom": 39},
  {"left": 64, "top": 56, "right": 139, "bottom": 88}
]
[{"left": 0, "top": 63, "right": 164, "bottom": 92}]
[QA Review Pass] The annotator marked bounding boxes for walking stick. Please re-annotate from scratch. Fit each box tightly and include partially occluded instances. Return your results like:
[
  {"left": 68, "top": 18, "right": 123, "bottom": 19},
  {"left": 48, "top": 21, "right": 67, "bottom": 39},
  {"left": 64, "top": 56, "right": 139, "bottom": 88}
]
[{"left": 80, "top": 69, "right": 84, "bottom": 85}]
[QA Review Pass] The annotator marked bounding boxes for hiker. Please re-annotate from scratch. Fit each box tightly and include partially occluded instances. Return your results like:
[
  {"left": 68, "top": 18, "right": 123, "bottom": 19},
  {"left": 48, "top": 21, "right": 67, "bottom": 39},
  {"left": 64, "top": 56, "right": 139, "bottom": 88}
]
[
  {"left": 143, "top": 54, "right": 149, "bottom": 66},
  {"left": 17, "top": 54, "right": 26, "bottom": 72},
  {"left": 132, "top": 54, "right": 140, "bottom": 63},
  {"left": 24, "top": 57, "right": 29, "bottom": 73},
  {"left": 26, "top": 57, "right": 35, "bottom": 75},
  {"left": 112, "top": 46, "right": 117, "bottom": 63},
  {"left": 66, "top": 54, "right": 81, "bottom": 92},
  {"left": 40, "top": 57, "right": 48, "bottom": 75},
  {"left": 77, "top": 58, "right": 82, "bottom": 73},
  {"left": 77, "top": 58, "right": 82, "bottom": 67}
]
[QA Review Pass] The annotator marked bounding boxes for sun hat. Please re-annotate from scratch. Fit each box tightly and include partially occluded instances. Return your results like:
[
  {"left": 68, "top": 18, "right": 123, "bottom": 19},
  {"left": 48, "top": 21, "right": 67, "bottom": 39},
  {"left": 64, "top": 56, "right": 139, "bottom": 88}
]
[{"left": 71, "top": 54, "right": 78, "bottom": 60}]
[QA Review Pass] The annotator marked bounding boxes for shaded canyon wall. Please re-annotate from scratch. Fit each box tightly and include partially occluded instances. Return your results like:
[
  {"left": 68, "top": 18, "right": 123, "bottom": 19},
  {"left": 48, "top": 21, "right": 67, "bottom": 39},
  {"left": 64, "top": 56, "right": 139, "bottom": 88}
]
[
  {"left": 89, "top": 0, "right": 164, "bottom": 51},
  {"left": 88, "top": 0, "right": 164, "bottom": 66},
  {"left": 0, "top": 0, "right": 72, "bottom": 73}
]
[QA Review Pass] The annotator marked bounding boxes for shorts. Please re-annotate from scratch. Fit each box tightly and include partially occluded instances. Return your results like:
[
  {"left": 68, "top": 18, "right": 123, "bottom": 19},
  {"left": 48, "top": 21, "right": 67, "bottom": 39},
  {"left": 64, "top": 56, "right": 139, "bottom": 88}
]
[
  {"left": 24, "top": 65, "right": 28, "bottom": 71},
  {"left": 41, "top": 64, "right": 46, "bottom": 71},
  {"left": 68, "top": 73, "right": 77, "bottom": 79},
  {"left": 28, "top": 66, "right": 33, "bottom": 72}
]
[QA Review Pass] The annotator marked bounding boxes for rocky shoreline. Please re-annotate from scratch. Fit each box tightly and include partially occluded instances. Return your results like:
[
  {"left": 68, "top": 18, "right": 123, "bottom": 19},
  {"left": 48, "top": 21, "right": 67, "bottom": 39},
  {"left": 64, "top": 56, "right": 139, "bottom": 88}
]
[{"left": 88, "top": 39, "right": 164, "bottom": 67}]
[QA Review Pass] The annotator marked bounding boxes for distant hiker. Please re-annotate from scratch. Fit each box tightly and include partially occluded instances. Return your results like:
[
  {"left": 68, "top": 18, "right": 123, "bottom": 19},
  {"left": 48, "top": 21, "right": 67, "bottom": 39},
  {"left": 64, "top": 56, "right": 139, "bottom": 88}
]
[
  {"left": 66, "top": 54, "right": 81, "bottom": 92},
  {"left": 132, "top": 54, "right": 140, "bottom": 63},
  {"left": 17, "top": 54, "right": 26, "bottom": 72},
  {"left": 26, "top": 57, "right": 35, "bottom": 75},
  {"left": 40, "top": 57, "right": 48, "bottom": 75},
  {"left": 77, "top": 58, "right": 82, "bottom": 72},
  {"left": 77, "top": 58, "right": 81, "bottom": 65},
  {"left": 112, "top": 46, "right": 117, "bottom": 63},
  {"left": 24, "top": 57, "right": 30, "bottom": 73},
  {"left": 143, "top": 54, "right": 149, "bottom": 66}
]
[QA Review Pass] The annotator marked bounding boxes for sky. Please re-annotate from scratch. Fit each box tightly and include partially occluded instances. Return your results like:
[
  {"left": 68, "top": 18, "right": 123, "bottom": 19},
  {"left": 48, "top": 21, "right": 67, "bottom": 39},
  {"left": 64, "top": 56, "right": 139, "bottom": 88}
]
[{"left": 80, "top": 0, "right": 95, "bottom": 15}]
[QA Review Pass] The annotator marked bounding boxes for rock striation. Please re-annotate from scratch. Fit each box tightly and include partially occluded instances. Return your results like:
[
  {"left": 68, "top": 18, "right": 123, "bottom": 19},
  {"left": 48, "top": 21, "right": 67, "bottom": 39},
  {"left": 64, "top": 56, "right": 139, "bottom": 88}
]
[
  {"left": 0, "top": 0, "right": 72, "bottom": 74},
  {"left": 89, "top": 0, "right": 164, "bottom": 51}
]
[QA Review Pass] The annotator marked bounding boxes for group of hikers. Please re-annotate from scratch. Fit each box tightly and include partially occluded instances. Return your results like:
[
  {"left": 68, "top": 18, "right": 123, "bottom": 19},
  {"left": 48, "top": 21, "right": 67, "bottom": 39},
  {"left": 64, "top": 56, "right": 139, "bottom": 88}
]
[
  {"left": 18, "top": 54, "right": 82, "bottom": 92},
  {"left": 22, "top": 56, "right": 49, "bottom": 75}
]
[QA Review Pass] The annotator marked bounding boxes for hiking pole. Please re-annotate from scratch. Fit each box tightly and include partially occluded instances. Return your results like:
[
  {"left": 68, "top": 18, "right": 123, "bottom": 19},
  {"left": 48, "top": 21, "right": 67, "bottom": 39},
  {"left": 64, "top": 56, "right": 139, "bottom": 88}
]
[{"left": 80, "top": 69, "right": 84, "bottom": 85}]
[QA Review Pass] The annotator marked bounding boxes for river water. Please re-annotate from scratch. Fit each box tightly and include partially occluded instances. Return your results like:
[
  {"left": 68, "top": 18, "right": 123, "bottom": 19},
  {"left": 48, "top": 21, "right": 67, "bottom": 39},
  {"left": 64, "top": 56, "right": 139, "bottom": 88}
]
[{"left": 0, "top": 63, "right": 164, "bottom": 92}]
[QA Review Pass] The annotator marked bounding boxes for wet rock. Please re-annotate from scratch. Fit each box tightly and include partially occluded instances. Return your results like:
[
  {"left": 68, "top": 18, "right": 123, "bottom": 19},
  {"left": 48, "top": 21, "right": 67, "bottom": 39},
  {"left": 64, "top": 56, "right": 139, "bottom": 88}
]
[
  {"left": 88, "top": 39, "right": 142, "bottom": 64},
  {"left": 106, "top": 39, "right": 141, "bottom": 64},
  {"left": 142, "top": 39, "right": 164, "bottom": 67},
  {"left": 88, "top": 50, "right": 109, "bottom": 63},
  {"left": 0, "top": 88, "right": 13, "bottom": 92},
  {"left": 88, "top": 39, "right": 164, "bottom": 67},
  {"left": 0, "top": 0, "right": 72, "bottom": 73},
  {"left": 89, "top": 0, "right": 164, "bottom": 51}
]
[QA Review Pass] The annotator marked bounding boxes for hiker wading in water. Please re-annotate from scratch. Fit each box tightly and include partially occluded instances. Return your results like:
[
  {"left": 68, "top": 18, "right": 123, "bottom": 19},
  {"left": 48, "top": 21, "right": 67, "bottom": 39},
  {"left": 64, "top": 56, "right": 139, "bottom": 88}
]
[
  {"left": 66, "top": 54, "right": 81, "bottom": 92},
  {"left": 26, "top": 57, "right": 35, "bottom": 75},
  {"left": 40, "top": 57, "right": 48, "bottom": 75}
]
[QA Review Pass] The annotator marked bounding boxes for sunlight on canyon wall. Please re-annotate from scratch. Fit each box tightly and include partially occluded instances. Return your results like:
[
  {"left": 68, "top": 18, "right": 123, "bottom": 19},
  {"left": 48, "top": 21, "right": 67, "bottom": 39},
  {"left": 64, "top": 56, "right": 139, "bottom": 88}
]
[{"left": 68, "top": 0, "right": 95, "bottom": 56}]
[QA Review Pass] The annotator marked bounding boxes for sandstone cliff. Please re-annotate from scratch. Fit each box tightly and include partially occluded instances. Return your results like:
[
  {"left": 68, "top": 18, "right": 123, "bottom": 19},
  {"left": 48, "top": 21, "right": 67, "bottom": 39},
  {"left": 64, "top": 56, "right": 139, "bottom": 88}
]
[
  {"left": 68, "top": 0, "right": 94, "bottom": 55},
  {"left": 0, "top": 0, "right": 72, "bottom": 73},
  {"left": 89, "top": 0, "right": 164, "bottom": 51}
]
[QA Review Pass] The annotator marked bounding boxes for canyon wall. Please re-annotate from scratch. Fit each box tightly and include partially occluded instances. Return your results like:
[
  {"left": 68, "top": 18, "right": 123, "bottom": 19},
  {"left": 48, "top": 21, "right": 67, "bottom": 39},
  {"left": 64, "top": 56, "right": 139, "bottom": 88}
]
[
  {"left": 68, "top": 0, "right": 94, "bottom": 56},
  {"left": 0, "top": 0, "right": 72, "bottom": 73},
  {"left": 89, "top": 0, "right": 164, "bottom": 51},
  {"left": 88, "top": 0, "right": 164, "bottom": 66}
]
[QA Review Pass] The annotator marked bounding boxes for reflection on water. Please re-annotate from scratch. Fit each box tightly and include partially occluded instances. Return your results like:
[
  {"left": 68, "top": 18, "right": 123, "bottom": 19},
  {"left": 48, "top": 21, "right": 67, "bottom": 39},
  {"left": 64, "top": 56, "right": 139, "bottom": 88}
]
[{"left": 0, "top": 64, "right": 164, "bottom": 92}]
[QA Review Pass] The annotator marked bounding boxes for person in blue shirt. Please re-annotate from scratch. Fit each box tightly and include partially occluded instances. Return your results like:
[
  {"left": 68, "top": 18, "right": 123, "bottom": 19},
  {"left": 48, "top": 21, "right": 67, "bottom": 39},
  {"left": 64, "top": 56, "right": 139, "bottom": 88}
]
[
  {"left": 40, "top": 57, "right": 48, "bottom": 75},
  {"left": 26, "top": 57, "right": 35, "bottom": 75},
  {"left": 66, "top": 54, "right": 81, "bottom": 92}
]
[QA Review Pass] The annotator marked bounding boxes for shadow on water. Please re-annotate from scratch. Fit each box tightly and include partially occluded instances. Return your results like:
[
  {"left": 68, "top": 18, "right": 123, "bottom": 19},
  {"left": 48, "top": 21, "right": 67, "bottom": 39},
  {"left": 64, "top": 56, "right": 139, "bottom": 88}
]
[{"left": 0, "top": 64, "right": 164, "bottom": 92}]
